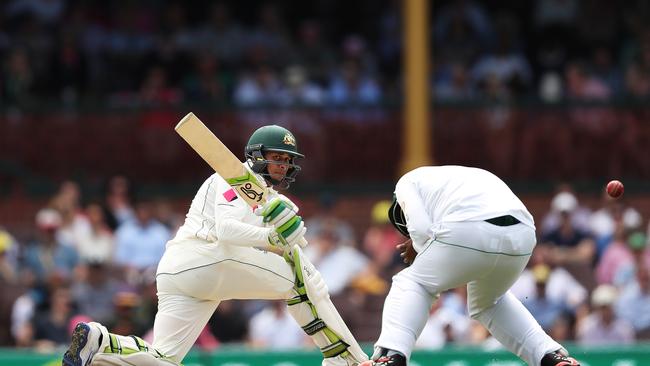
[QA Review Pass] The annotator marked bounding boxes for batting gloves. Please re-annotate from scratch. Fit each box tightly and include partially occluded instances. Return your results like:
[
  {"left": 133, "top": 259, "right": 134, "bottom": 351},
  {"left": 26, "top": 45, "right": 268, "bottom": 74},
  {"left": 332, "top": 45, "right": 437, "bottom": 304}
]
[{"left": 256, "top": 196, "right": 307, "bottom": 249}]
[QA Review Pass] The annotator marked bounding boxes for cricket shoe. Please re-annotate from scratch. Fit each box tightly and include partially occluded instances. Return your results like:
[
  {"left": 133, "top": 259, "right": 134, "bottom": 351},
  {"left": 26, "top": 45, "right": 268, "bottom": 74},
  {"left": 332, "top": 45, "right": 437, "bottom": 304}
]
[
  {"left": 541, "top": 351, "right": 580, "bottom": 366},
  {"left": 358, "top": 354, "right": 407, "bottom": 366},
  {"left": 62, "top": 322, "right": 108, "bottom": 366}
]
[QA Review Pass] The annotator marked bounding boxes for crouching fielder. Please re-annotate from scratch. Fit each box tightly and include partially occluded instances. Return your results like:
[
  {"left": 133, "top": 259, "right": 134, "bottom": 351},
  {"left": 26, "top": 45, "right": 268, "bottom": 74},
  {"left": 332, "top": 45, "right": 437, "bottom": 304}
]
[
  {"left": 62, "top": 125, "right": 367, "bottom": 366},
  {"left": 360, "top": 166, "right": 580, "bottom": 366}
]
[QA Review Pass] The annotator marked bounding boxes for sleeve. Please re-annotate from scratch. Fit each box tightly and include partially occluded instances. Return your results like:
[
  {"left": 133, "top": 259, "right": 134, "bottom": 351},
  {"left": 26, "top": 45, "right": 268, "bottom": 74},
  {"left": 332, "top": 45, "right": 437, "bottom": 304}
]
[
  {"left": 214, "top": 186, "right": 273, "bottom": 247},
  {"left": 394, "top": 177, "right": 433, "bottom": 249}
]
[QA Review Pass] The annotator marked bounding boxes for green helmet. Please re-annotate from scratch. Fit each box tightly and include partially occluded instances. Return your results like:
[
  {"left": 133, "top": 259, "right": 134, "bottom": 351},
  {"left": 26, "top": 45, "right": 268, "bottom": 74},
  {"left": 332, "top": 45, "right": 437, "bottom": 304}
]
[{"left": 245, "top": 125, "right": 304, "bottom": 189}]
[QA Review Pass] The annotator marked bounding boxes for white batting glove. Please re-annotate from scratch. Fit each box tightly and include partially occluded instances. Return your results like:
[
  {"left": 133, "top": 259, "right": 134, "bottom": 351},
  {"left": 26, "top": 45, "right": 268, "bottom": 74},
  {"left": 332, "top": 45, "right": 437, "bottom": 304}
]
[
  {"left": 267, "top": 219, "right": 307, "bottom": 249},
  {"left": 255, "top": 195, "right": 299, "bottom": 227}
]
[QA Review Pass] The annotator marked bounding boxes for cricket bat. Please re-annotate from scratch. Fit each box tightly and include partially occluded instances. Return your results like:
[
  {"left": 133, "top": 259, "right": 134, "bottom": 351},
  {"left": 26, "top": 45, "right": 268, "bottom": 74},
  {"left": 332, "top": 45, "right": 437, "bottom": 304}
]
[{"left": 175, "top": 112, "right": 269, "bottom": 207}]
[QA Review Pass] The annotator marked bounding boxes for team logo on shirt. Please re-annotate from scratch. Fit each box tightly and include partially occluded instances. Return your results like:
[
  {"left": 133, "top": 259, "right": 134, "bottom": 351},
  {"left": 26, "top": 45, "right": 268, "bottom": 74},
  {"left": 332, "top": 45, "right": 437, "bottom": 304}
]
[
  {"left": 222, "top": 188, "right": 238, "bottom": 202},
  {"left": 283, "top": 133, "right": 296, "bottom": 146}
]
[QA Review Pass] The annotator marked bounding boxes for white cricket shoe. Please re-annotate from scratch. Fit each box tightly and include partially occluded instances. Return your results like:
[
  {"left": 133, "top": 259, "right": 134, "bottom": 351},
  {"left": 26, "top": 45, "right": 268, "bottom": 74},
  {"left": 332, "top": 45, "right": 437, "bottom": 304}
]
[{"left": 62, "top": 322, "right": 108, "bottom": 366}]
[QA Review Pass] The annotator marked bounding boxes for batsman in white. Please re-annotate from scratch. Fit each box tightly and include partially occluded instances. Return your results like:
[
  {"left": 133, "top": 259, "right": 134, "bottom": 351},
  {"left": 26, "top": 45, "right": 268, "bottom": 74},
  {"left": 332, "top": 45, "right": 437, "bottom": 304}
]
[
  {"left": 62, "top": 125, "right": 367, "bottom": 366},
  {"left": 360, "top": 166, "right": 580, "bottom": 366}
]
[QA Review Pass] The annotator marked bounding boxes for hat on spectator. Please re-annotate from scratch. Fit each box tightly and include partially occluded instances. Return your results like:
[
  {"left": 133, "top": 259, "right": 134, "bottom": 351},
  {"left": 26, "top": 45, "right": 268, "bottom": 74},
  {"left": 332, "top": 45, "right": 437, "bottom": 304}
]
[
  {"left": 627, "top": 231, "right": 647, "bottom": 250},
  {"left": 35, "top": 208, "right": 62, "bottom": 229},
  {"left": 0, "top": 230, "right": 12, "bottom": 253},
  {"left": 622, "top": 209, "right": 642, "bottom": 230},
  {"left": 551, "top": 192, "right": 577, "bottom": 213},
  {"left": 591, "top": 284, "right": 618, "bottom": 307},
  {"left": 532, "top": 264, "right": 551, "bottom": 284},
  {"left": 371, "top": 200, "right": 392, "bottom": 224},
  {"left": 114, "top": 291, "right": 141, "bottom": 308}
]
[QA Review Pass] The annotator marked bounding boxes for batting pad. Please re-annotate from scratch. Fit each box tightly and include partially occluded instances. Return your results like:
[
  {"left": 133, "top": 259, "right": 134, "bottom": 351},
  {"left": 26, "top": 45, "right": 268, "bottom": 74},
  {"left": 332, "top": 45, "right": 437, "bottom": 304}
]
[{"left": 289, "top": 245, "right": 369, "bottom": 365}]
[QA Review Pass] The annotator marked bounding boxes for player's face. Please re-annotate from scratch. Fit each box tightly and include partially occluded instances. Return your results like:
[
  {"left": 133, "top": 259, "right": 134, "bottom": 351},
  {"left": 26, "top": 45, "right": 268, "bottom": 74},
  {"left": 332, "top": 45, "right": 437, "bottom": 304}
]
[{"left": 265, "top": 151, "right": 291, "bottom": 181}]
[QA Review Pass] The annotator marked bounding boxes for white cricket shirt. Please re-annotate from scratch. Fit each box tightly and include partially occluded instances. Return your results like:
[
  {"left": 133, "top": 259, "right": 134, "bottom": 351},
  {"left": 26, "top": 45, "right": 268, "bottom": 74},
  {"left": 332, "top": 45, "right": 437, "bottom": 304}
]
[
  {"left": 395, "top": 166, "right": 534, "bottom": 252},
  {"left": 173, "top": 171, "right": 272, "bottom": 247}
]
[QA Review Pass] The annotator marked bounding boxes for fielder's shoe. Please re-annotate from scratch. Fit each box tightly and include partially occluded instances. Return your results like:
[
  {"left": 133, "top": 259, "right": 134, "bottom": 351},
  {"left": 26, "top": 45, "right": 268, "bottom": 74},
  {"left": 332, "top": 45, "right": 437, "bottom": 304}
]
[
  {"left": 541, "top": 351, "right": 580, "bottom": 366},
  {"left": 358, "top": 354, "right": 407, "bottom": 366},
  {"left": 62, "top": 322, "right": 107, "bottom": 366}
]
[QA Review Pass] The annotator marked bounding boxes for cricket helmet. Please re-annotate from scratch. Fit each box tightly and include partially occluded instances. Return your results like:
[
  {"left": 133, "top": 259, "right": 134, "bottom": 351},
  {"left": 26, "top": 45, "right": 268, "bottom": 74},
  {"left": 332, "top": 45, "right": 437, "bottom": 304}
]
[
  {"left": 245, "top": 125, "right": 303, "bottom": 189},
  {"left": 388, "top": 195, "right": 410, "bottom": 237}
]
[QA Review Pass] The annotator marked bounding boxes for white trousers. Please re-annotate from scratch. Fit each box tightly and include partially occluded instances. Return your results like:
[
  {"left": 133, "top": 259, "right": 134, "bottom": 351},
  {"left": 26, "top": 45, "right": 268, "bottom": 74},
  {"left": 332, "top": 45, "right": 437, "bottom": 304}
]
[
  {"left": 153, "top": 239, "right": 296, "bottom": 362},
  {"left": 375, "top": 221, "right": 563, "bottom": 366}
]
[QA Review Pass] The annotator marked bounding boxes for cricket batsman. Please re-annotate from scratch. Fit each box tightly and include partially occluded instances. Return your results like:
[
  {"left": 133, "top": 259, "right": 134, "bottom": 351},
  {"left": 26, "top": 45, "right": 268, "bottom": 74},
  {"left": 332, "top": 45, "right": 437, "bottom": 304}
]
[
  {"left": 360, "top": 166, "right": 580, "bottom": 366},
  {"left": 62, "top": 125, "right": 368, "bottom": 366}
]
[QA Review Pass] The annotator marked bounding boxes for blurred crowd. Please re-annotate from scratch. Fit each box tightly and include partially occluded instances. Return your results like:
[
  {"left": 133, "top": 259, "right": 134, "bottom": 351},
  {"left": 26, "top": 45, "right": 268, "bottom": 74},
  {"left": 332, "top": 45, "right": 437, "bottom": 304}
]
[
  {"left": 3, "top": 0, "right": 650, "bottom": 109},
  {"left": 1, "top": 177, "right": 650, "bottom": 353}
]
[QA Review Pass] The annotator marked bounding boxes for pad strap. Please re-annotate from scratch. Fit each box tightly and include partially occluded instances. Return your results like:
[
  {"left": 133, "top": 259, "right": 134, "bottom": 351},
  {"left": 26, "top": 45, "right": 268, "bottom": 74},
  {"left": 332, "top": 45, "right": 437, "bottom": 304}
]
[
  {"left": 321, "top": 340, "right": 350, "bottom": 358},
  {"left": 302, "top": 319, "right": 327, "bottom": 335}
]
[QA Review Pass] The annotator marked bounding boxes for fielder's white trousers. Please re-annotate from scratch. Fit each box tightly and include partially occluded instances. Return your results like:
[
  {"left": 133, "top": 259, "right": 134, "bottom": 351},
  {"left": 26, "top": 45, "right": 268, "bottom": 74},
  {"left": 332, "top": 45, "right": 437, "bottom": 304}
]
[
  {"left": 153, "top": 239, "right": 296, "bottom": 362},
  {"left": 375, "top": 221, "right": 563, "bottom": 366}
]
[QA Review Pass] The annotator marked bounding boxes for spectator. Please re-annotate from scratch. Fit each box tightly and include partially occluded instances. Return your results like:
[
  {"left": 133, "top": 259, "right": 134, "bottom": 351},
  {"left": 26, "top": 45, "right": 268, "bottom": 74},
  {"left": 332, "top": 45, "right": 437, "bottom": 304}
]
[
  {"left": 541, "top": 195, "right": 597, "bottom": 290},
  {"left": 540, "top": 189, "right": 592, "bottom": 237},
  {"left": 137, "top": 65, "right": 182, "bottom": 106},
  {"left": 182, "top": 52, "right": 232, "bottom": 103},
  {"left": 0, "top": 229, "right": 19, "bottom": 284},
  {"left": 590, "top": 46, "right": 623, "bottom": 95},
  {"left": 233, "top": 64, "right": 283, "bottom": 106},
  {"left": 31, "top": 283, "right": 79, "bottom": 350},
  {"left": 327, "top": 59, "right": 382, "bottom": 105},
  {"left": 292, "top": 19, "right": 336, "bottom": 87},
  {"left": 304, "top": 229, "right": 370, "bottom": 296},
  {"left": 415, "top": 293, "right": 472, "bottom": 349},
  {"left": 248, "top": 300, "right": 306, "bottom": 349},
  {"left": 107, "top": 290, "right": 146, "bottom": 336},
  {"left": 2, "top": 47, "right": 37, "bottom": 106},
  {"left": 195, "top": 2, "right": 246, "bottom": 64},
  {"left": 522, "top": 264, "right": 569, "bottom": 331},
  {"left": 434, "top": 0, "right": 494, "bottom": 64},
  {"left": 104, "top": 175, "right": 135, "bottom": 229},
  {"left": 362, "top": 200, "right": 403, "bottom": 279},
  {"left": 21, "top": 208, "right": 79, "bottom": 289},
  {"left": 434, "top": 62, "right": 476, "bottom": 101},
  {"left": 246, "top": 3, "right": 293, "bottom": 67},
  {"left": 613, "top": 231, "right": 650, "bottom": 287},
  {"left": 577, "top": 284, "right": 635, "bottom": 345},
  {"left": 305, "top": 193, "right": 357, "bottom": 248},
  {"left": 471, "top": 13, "right": 532, "bottom": 98},
  {"left": 49, "top": 180, "right": 91, "bottom": 251},
  {"left": 0, "top": 229, "right": 22, "bottom": 346},
  {"left": 597, "top": 224, "right": 638, "bottom": 285},
  {"left": 511, "top": 246, "right": 587, "bottom": 311},
  {"left": 615, "top": 265, "right": 650, "bottom": 338},
  {"left": 548, "top": 312, "right": 575, "bottom": 343},
  {"left": 278, "top": 65, "right": 325, "bottom": 106},
  {"left": 114, "top": 198, "right": 170, "bottom": 279},
  {"left": 624, "top": 61, "right": 650, "bottom": 98},
  {"left": 5, "top": 0, "right": 65, "bottom": 25},
  {"left": 208, "top": 300, "right": 249, "bottom": 343},
  {"left": 70, "top": 258, "right": 121, "bottom": 325},
  {"left": 75, "top": 203, "right": 115, "bottom": 263},
  {"left": 588, "top": 194, "right": 642, "bottom": 252}
]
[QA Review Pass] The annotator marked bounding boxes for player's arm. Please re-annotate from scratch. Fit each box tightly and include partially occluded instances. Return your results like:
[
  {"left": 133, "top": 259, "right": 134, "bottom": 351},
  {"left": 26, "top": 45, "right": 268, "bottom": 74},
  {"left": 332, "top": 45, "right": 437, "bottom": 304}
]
[
  {"left": 214, "top": 186, "right": 305, "bottom": 249},
  {"left": 395, "top": 178, "right": 432, "bottom": 249},
  {"left": 211, "top": 176, "right": 272, "bottom": 247}
]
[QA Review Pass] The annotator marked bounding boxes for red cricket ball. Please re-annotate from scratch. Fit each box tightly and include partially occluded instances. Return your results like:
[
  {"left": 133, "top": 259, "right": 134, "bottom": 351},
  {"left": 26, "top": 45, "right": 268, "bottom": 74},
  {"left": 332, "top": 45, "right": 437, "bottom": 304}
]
[{"left": 606, "top": 180, "right": 624, "bottom": 198}]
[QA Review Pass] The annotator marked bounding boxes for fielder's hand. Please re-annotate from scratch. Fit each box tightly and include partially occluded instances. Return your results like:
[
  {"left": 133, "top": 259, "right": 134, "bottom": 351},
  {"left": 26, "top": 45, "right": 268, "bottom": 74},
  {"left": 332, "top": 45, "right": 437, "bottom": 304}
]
[{"left": 397, "top": 239, "right": 416, "bottom": 265}]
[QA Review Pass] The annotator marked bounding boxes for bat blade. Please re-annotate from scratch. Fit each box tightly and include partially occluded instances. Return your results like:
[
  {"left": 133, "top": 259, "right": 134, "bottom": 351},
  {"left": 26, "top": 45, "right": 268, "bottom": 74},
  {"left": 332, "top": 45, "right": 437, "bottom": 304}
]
[{"left": 175, "top": 112, "right": 268, "bottom": 206}]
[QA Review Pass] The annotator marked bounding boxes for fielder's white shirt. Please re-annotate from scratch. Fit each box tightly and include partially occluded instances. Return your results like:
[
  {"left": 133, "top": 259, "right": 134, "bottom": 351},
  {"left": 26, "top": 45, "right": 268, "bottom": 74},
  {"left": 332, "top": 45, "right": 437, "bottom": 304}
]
[
  {"left": 395, "top": 166, "right": 534, "bottom": 252},
  {"left": 173, "top": 172, "right": 273, "bottom": 247}
]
